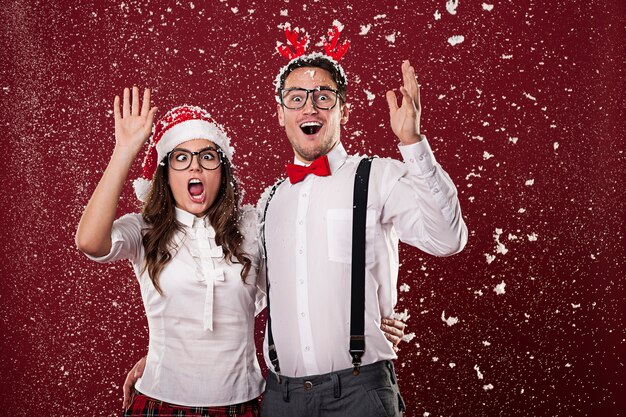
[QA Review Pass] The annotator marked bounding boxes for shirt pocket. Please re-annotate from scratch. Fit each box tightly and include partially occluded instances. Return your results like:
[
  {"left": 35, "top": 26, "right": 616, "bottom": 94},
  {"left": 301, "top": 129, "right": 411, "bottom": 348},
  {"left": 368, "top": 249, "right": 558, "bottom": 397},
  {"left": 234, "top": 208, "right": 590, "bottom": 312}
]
[{"left": 326, "top": 208, "right": 377, "bottom": 264}]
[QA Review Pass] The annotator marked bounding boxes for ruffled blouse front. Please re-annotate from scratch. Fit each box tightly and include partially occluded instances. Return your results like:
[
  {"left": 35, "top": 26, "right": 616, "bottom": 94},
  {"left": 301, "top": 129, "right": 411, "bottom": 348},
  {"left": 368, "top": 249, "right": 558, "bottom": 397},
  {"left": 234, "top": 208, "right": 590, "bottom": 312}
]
[{"left": 86, "top": 207, "right": 265, "bottom": 407}]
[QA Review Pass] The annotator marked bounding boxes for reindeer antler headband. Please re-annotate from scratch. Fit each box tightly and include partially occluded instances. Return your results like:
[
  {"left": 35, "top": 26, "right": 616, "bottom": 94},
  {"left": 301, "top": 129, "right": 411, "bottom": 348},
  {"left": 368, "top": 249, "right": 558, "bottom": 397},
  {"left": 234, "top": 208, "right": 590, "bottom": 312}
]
[{"left": 274, "top": 22, "right": 350, "bottom": 94}]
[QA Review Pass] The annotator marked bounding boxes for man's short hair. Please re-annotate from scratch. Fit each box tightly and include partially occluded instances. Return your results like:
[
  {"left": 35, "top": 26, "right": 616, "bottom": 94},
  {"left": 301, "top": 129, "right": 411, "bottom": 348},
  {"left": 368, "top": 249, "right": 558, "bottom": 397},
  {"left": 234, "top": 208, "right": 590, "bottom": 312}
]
[{"left": 276, "top": 53, "right": 348, "bottom": 101}]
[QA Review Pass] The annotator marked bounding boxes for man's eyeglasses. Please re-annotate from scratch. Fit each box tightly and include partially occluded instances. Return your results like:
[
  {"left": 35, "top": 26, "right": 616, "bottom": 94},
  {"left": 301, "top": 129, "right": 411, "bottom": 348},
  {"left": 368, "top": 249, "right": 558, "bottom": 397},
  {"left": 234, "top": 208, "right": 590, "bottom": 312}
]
[
  {"left": 166, "top": 147, "right": 223, "bottom": 171},
  {"left": 278, "top": 87, "right": 343, "bottom": 110}
]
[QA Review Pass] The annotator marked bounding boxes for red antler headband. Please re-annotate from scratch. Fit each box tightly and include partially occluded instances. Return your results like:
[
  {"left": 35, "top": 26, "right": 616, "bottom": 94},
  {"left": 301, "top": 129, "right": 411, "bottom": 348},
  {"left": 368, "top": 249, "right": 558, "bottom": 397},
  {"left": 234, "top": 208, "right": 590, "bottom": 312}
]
[
  {"left": 276, "top": 26, "right": 309, "bottom": 60},
  {"left": 274, "top": 22, "right": 350, "bottom": 94},
  {"left": 323, "top": 25, "right": 350, "bottom": 61}
]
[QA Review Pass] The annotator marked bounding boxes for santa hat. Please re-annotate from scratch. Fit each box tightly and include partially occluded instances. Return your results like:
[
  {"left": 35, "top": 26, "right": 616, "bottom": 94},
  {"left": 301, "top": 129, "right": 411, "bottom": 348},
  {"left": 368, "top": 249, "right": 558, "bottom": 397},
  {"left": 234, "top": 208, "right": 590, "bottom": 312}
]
[{"left": 133, "top": 105, "right": 234, "bottom": 202}]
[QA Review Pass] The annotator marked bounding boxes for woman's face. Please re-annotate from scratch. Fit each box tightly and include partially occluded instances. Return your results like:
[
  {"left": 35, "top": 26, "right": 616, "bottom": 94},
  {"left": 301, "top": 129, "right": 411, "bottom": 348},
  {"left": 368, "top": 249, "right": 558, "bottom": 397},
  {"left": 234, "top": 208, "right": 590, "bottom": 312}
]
[{"left": 167, "top": 139, "right": 223, "bottom": 216}]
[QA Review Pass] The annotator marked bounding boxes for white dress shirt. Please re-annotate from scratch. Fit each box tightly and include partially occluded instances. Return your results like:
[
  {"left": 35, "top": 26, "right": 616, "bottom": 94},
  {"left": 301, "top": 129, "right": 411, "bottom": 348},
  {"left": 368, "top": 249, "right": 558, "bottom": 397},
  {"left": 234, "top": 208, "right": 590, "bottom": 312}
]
[
  {"left": 86, "top": 206, "right": 265, "bottom": 406},
  {"left": 258, "top": 138, "right": 468, "bottom": 378}
]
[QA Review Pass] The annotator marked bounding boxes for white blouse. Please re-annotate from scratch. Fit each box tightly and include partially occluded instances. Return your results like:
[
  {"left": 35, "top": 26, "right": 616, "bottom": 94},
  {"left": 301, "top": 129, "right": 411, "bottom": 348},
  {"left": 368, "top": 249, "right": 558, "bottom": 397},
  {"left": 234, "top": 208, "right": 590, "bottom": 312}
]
[{"left": 86, "top": 206, "right": 265, "bottom": 407}]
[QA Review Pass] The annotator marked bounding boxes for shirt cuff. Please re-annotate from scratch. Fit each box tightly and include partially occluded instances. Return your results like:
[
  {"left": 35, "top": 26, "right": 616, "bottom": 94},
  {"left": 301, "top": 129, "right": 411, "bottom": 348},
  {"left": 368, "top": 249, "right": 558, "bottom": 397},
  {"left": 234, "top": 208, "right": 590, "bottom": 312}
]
[{"left": 398, "top": 135, "right": 437, "bottom": 175}]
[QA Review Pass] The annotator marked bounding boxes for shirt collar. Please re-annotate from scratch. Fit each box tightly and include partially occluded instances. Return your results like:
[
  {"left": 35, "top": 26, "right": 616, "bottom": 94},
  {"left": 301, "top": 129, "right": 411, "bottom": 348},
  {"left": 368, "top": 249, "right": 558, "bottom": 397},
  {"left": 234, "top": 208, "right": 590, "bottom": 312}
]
[
  {"left": 291, "top": 142, "right": 348, "bottom": 174},
  {"left": 175, "top": 207, "right": 209, "bottom": 228}
]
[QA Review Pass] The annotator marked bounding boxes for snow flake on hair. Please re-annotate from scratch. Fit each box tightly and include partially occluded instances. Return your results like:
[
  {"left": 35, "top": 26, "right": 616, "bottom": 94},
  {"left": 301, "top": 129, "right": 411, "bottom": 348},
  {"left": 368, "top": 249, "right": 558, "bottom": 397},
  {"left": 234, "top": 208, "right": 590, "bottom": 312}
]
[
  {"left": 153, "top": 104, "right": 236, "bottom": 164},
  {"left": 273, "top": 52, "right": 349, "bottom": 98}
]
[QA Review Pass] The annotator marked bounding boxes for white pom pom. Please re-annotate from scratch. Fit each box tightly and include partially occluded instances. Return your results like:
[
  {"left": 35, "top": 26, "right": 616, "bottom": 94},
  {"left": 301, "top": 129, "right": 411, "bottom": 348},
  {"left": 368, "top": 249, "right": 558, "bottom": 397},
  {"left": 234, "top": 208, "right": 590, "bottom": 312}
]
[{"left": 133, "top": 177, "right": 152, "bottom": 202}]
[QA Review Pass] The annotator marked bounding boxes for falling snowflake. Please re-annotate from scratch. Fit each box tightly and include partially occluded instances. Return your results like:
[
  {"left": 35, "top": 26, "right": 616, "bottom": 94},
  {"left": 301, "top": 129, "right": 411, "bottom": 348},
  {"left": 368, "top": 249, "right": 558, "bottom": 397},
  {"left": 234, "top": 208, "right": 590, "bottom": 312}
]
[
  {"left": 448, "top": 35, "right": 465, "bottom": 46},
  {"left": 441, "top": 311, "right": 459, "bottom": 326},
  {"left": 446, "top": 0, "right": 459, "bottom": 15}
]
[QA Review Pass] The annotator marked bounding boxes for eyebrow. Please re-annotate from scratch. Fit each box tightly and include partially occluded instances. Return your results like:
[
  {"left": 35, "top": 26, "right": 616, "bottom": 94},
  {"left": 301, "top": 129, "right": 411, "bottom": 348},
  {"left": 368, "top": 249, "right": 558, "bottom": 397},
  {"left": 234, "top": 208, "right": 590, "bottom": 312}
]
[
  {"left": 283, "top": 85, "right": 336, "bottom": 91},
  {"left": 170, "top": 146, "right": 217, "bottom": 153}
]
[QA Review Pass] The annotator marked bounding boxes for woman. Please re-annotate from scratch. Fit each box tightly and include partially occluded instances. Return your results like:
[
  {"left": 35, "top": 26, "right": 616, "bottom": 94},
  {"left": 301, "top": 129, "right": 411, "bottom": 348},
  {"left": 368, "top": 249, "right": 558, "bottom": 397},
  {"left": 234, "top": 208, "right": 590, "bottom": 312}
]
[{"left": 76, "top": 87, "right": 264, "bottom": 416}]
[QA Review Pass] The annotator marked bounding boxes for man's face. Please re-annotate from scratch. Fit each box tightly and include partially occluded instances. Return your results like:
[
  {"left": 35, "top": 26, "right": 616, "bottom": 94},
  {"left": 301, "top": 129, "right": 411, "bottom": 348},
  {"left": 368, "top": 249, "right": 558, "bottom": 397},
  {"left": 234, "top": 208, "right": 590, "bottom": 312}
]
[{"left": 277, "top": 66, "right": 349, "bottom": 163}]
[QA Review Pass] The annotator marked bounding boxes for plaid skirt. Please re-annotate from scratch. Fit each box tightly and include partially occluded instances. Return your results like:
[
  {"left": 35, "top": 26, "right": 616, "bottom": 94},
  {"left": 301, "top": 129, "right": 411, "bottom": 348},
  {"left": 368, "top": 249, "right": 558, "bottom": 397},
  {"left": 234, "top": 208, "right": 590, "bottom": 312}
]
[{"left": 124, "top": 390, "right": 260, "bottom": 417}]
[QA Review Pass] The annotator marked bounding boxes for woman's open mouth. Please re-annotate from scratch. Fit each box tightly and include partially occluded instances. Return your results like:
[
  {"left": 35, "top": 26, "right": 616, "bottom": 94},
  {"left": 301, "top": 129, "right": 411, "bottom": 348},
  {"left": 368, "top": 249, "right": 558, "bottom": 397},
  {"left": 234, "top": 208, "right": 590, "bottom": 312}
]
[{"left": 188, "top": 178, "right": 205, "bottom": 203}]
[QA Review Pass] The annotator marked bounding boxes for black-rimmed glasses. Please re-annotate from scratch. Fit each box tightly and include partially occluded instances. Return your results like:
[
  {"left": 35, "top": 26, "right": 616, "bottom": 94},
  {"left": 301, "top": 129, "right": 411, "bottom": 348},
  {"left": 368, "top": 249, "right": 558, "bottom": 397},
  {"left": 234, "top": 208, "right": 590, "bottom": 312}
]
[
  {"left": 278, "top": 87, "right": 342, "bottom": 110},
  {"left": 167, "top": 147, "right": 223, "bottom": 171}
]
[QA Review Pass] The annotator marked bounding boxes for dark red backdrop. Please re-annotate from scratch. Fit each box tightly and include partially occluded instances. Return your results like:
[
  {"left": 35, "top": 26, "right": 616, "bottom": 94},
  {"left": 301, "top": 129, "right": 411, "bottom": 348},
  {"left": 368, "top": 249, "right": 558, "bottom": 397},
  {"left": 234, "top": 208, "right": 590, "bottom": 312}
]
[{"left": 1, "top": 1, "right": 624, "bottom": 416}]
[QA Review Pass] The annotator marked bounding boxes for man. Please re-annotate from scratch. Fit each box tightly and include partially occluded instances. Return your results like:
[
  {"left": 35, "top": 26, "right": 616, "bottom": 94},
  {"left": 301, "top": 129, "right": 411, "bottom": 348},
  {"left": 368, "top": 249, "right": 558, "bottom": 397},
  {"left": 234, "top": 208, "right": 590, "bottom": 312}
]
[{"left": 256, "top": 53, "right": 467, "bottom": 416}]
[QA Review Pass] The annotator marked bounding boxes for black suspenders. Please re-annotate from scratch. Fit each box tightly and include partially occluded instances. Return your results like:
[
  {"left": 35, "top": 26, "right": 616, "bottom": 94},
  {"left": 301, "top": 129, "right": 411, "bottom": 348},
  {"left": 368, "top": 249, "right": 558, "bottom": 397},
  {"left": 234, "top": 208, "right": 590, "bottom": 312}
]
[
  {"left": 261, "top": 178, "right": 286, "bottom": 380},
  {"left": 349, "top": 157, "right": 373, "bottom": 375},
  {"left": 262, "top": 157, "right": 374, "bottom": 380}
]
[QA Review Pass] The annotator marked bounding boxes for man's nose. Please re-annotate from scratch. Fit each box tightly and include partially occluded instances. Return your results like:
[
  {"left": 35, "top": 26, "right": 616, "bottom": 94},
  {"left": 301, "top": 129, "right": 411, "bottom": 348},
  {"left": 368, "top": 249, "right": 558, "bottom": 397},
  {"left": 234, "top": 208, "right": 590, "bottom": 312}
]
[{"left": 302, "top": 94, "right": 318, "bottom": 114}]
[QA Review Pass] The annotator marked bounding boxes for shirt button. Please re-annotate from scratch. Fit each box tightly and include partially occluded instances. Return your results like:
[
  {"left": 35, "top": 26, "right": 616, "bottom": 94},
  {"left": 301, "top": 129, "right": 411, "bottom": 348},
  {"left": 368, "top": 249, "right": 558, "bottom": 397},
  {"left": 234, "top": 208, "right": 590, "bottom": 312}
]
[
  {"left": 409, "top": 158, "right": 415, "bottom": 163},
  {"left": 300, "top": 312, "right": 305, "bottom": 317},
  {"left": 433, "top": 188, "right": 440, "bottom": 193},
  {"left": 302, "top": 193, "right": 307, "bottom": 198},
  {"left": 419, "top": 155, "right": 424, "bottom": 161},
  {"left": 299, "top": 279, "right": 304, "bottom": 284},
  {"left": 299, "top": 249, "right": 303, "bottom": 254},
  {"left": 298, "top": 220, "right": 304, "bottom": 225},
  {"left": 305, "top": 346, "right": 311, "bottom": 351}
]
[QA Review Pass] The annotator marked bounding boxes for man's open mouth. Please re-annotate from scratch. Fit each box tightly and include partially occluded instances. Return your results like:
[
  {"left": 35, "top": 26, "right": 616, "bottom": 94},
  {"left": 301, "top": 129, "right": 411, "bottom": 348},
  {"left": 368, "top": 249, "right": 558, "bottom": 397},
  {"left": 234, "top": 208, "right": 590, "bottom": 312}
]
[
  {"left": 188, "top": 178, "right": 205, "bottom": 202},
  {"left": 300, "top": 121, "right": 323, "bottom": 135}
]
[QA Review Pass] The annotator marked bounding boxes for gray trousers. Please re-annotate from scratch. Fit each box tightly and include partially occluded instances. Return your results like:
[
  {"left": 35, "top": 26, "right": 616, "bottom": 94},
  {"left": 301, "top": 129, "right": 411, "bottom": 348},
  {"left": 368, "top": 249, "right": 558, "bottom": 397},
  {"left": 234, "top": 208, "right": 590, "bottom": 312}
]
[{"left": 261, "top": 360, "right": 405, "bottom": 417}]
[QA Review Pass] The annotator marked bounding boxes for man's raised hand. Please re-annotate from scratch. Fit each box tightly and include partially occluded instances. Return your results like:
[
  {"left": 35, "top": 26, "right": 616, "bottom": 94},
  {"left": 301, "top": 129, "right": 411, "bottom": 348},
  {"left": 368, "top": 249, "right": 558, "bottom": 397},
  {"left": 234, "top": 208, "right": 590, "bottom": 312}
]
[{"left": 385, "top": 60, "right": 422, "bottom": 145}]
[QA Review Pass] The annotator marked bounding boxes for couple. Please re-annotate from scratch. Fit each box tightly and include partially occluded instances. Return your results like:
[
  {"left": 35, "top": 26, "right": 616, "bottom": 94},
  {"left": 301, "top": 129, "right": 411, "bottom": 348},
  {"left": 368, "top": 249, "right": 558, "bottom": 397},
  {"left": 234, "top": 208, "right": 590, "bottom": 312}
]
[{"left": 76, "top": 50, "right": 467, "bottom": 416}]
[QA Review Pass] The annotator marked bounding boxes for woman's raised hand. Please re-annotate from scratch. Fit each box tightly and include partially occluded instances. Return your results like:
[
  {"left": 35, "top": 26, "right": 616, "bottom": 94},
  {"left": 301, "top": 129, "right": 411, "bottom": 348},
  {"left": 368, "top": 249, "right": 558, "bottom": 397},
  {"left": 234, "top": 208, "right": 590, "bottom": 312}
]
[
  {"left": 75, "top": 87, "right": 157, "bottom": 257},
  {"left": 113, "top": 87, "right": 158, "bottom": 155}
]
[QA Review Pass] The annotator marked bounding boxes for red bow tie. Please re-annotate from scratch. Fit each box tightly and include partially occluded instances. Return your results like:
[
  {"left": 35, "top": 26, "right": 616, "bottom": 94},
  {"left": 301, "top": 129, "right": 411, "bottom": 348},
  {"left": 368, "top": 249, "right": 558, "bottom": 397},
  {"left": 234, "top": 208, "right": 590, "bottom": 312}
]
[{"left": 286, "top": 155, "right": 331, "bottom": 184}]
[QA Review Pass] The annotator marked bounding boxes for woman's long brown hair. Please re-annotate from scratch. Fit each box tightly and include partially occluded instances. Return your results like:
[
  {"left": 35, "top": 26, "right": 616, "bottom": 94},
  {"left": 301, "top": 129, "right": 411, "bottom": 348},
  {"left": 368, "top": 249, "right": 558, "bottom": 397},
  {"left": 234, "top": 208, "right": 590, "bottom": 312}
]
[{"left": 140, "top": 153, "right": 251, "bottom": 295}]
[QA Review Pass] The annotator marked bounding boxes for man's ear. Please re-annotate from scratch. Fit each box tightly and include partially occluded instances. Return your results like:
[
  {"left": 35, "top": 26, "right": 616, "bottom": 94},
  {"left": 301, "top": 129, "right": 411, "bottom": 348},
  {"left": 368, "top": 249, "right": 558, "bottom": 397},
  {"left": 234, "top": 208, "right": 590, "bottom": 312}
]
[
  {"left": 340, "top": 102, "right": 349, "bottom": 125},
  {"left": 277, "top": 104, "right": 285, "bottom": 127}
]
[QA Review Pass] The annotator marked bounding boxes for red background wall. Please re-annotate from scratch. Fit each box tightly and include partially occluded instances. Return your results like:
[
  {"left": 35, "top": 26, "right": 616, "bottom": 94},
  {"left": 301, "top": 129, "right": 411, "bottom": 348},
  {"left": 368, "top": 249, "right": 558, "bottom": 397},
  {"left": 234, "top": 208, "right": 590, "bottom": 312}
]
[{"left": 1, "top": 1, "right": 624, "bottom": 416}]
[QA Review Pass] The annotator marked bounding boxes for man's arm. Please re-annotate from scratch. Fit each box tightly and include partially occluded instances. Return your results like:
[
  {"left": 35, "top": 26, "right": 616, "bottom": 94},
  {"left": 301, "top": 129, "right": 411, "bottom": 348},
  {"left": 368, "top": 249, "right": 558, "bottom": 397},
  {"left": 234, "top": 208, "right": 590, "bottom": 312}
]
[
  {"left": 382, "top": 60, "right": 468, "bottom": 256},
  {"left": 122, "top": 356, "right": 146, "bottom": 410}
]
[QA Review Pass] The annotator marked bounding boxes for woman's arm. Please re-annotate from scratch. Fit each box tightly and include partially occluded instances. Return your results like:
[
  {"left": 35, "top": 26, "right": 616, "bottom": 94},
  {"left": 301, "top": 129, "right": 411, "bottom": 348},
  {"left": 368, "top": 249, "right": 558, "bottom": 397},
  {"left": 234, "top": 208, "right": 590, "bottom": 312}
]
[{"left": 75, "top": 87, "right": 157, "bottom": 257}]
